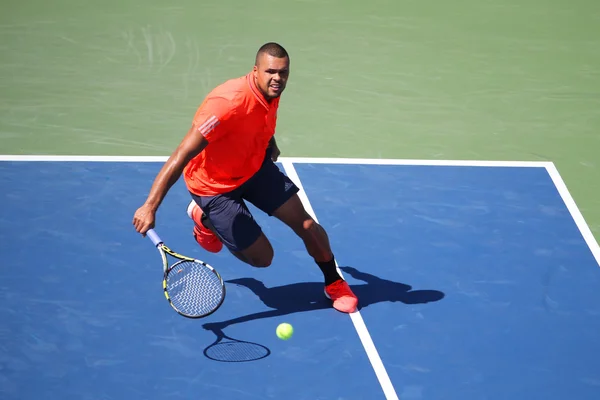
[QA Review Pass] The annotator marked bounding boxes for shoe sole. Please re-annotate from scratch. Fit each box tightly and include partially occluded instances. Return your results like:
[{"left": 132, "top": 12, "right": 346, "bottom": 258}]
[{"left": 186, "top": 200, "right": 196, "bottom": 220}]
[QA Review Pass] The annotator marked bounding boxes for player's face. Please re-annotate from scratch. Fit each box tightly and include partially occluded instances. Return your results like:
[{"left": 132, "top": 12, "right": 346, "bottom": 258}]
[{"left": 253, "top": 54, "right": 290, "bottom": 101}]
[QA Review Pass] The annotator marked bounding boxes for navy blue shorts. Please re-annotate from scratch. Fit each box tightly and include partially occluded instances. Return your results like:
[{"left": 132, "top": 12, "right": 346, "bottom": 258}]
[{"left": 189, "top": 149, "right": 299, "bottom": 252}]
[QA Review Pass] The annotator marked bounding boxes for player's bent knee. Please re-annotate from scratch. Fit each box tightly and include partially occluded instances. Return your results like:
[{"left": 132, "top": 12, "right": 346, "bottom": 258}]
[
  {"left": 302, "top": 218, "right": 315, "bottom": 231},
  {"left": 252, "top": 258, "right": 272, "bottom": 268},
  {"left": 231, "top": 249, "right": 273, "bottom": 268},
  {"left": 302, "top": 218, "right": 323, "bottom": 236},
  {"left": 247, "top": 251, "right": 273, "bottom": 268},
  {"left": 241, "top": 235, "right": 274, "bottom": 268}
]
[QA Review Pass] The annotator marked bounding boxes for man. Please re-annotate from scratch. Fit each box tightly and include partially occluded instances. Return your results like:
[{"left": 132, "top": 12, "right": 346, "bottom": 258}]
[{"left": 132, "top": 42, "right": 358, "bottom": 313}]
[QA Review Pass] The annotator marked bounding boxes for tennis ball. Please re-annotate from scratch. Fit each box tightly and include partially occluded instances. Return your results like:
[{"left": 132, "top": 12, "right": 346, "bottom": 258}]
[{"left": 276, "top": 323, "right": 294, "bottom": 340}]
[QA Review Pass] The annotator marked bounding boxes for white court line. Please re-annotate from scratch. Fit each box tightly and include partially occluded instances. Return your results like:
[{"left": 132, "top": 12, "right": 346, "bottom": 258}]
[
  {"left": 0, "top": 154, "right": 551, "bottom": 168},
  {"left": 545, "top": 163, "right": 600, "bottom": 267},
  {"left": 280, "top": 159, "right": 399, "bottom": 400},
  {"left": 281, "top": 157, "right": 552, "bottom": 168},
  {"left": 0, "top": 155, "right": 168, "bottom": 162}
]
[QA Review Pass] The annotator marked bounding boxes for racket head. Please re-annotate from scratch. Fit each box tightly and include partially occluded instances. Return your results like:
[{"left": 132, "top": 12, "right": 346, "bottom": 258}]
[{"left": 163, "top": 259, "right": 226, "bottom": 318}]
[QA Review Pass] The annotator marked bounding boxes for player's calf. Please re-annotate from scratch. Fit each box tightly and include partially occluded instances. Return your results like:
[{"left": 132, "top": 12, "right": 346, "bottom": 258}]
[{"left": 299, "top": 218, "right": 333, "bottom": 262}]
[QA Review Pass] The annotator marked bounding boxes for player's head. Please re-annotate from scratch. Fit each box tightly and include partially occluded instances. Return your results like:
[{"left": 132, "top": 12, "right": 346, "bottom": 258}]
[{"left": 253, "top": 42, "right": 290, "bottom": 101}]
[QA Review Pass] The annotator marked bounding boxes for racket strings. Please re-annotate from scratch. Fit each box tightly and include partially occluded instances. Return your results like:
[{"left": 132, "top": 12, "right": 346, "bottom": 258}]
[{"left": 166, "top": 261, "right": 223, "bottom": 317}]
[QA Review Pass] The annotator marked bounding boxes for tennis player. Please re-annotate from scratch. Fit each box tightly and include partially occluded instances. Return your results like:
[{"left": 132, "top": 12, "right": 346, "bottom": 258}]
[{"left": 132, "top": 42, "right": 358, "bottom": 313}]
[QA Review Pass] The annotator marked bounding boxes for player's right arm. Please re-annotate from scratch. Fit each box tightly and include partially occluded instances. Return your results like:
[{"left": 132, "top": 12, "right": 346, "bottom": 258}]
[
  {"left": 133, "top": 94, "right": 234, "bottom": 235},
  {"left": 132, "top": 121, "right": 210, "bottom": 235}
]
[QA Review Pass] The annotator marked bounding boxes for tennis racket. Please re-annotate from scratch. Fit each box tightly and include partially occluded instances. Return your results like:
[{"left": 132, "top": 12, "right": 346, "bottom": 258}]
[{"left": 146, "top": 228, "right": 226, "bottom": 318}]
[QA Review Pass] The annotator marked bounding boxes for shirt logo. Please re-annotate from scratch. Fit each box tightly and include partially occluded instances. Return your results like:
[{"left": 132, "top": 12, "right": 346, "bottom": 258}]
[{"left": 198, "top": 115, "right": 220, "bottom": 136}]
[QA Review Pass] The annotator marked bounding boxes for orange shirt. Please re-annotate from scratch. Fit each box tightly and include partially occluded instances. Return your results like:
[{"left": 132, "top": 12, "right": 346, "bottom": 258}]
[{"left": 183, "top": 72, "right": 280, "bottom": 196}]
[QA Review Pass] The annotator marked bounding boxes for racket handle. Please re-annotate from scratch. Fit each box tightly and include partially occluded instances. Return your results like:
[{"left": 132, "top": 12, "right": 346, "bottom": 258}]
[{"left": 146, "top": 229, "right": 163, "bottom": 247}]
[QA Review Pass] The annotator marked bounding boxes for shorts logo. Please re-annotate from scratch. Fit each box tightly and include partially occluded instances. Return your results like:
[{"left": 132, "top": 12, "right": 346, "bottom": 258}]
[{"left": 198, "top": 115, "right": 220, "bottom": 136}]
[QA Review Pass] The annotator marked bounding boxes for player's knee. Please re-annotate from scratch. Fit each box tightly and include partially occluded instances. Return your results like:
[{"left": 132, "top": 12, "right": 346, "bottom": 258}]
[
  {"left": 249, "top": 252, "right": 273, "bottom": 268},
  {"left": 302, "top": 218, "right": 326, "bottom": 240},
  {"left": 302, "top": 218, "right": 318, "bottom": 232},
  {"left": 236, "top": 232, "right": 275, "bottom": 268},
  {"left": 244, "top": 242, "right": 274, "bottom": 268}
]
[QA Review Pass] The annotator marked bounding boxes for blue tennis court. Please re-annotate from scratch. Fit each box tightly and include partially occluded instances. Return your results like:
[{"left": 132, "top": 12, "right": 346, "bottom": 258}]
[{"left": 1, "top": 158, "right": 599, "bottom": 400}]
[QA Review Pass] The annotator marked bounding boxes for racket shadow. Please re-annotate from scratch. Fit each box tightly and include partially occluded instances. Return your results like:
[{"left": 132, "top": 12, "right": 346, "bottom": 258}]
[
  {"left": 203, "top": 324, "right": 271, "bottom": 363},
  {"left": 202, "top": 266, "right": 444, "bottom": 362}
]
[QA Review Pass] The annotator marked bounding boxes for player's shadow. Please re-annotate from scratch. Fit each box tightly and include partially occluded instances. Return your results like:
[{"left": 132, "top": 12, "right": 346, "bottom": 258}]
[{"left": 202, "top": 266, "right": 444, "bottom": 362}]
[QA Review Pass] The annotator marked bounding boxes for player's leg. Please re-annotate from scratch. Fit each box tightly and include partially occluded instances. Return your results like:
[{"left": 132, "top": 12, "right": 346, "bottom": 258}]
[
  {"left": 187, "top": 192, "right": 274, "bottom": 268},
  {"left": 272, "top": 194, "right": 334, "bottom": 266},
  {"left": 243, "top": 150, "right": 358, "bottom": 313}
]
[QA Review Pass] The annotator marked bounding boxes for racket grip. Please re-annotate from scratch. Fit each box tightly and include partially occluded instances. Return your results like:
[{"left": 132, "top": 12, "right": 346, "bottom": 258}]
[{"left": 146, "top": 229, "right": 163, "bottom": 246}]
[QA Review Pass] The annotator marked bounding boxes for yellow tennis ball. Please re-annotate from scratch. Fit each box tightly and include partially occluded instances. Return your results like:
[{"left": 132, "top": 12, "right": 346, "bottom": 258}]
[{"left": 276, "top": 323, "right": 293, "bottom": 340}]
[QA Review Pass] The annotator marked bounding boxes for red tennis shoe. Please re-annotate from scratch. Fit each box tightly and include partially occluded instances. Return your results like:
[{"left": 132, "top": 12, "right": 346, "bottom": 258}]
[
  {"left": 325, "top": 279, "right": 358, "bottom": 313},
  {"left": 186, "top": 200, "right": 223, "bottom": 253}
]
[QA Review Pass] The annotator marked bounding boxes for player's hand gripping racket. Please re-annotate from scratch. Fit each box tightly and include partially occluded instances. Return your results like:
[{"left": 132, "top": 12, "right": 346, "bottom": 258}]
[{"left": 146, "top": 228, "right": 225, "bottom": 318}]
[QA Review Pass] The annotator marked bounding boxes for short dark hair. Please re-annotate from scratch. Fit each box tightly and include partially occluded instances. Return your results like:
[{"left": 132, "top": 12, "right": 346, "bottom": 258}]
[{"left": 255, "top": 42, "right": 289, "bottom": 65}]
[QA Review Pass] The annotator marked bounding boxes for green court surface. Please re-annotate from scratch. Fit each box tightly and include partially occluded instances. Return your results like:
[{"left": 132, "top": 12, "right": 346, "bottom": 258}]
[{"left": 1, "top": 0, "right": 599, "bottom": 240}]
